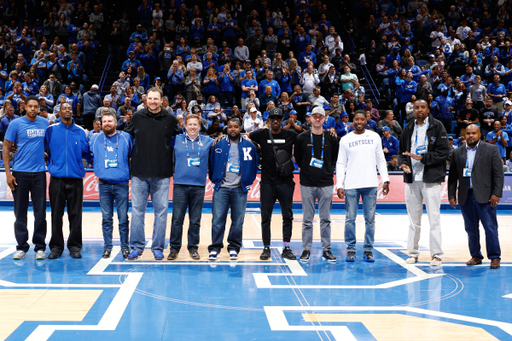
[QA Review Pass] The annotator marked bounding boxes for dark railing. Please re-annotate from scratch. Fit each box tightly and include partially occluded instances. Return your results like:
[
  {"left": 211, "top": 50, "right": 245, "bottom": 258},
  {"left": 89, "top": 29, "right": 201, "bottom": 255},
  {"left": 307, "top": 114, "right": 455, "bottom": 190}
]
[
  {"left": 98, "top": 53, "right": 112, "bottom": 95},
  {"left": 328, "top": 0, "right": 381, "bottom": 105}
]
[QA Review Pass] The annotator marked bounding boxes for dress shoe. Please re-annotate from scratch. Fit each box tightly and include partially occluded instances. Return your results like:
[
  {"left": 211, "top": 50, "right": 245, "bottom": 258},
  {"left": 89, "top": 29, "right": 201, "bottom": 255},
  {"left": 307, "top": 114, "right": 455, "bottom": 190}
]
[
  {"left": 102, "top": 250, "right": 111, "bottom": 259},
  {"left": 70, "top": 249, "right": 82, "bottom": 259},
  {"left": 466, "top": 257, "right": 482, "bottom": 266},
  {"left": 490, "top": 259, "right": 500, "bottom": 269},
  {"left": 122, "top": 250, "right": 130, "bottom": 259},
  {"left": 167, "top": 251, "right": 178, "bottom": 260}
]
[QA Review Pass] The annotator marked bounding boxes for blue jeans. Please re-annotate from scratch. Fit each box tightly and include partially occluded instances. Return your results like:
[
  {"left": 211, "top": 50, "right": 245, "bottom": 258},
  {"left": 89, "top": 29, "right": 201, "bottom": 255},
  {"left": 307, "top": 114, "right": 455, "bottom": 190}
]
[
  {"left": 130, "top": 176, "right": 170, "bottom": 252},
  {"left": 169, "top": 184, "right": 205, "bottom": 252},
  {"left": 460, "top": 191, "right": 501, "bottom": 260},
  {"left": 208, "top": 187, "right": 248, "bottom": 253},
  {"left": 99, "top": 181, "right": 130, "bottom": 251},
  {"left": 12, "top": 171, "right": 47, "bottom": 252},
  {"left": 344, "top": 187, "right": 377, "bottom": 252}
]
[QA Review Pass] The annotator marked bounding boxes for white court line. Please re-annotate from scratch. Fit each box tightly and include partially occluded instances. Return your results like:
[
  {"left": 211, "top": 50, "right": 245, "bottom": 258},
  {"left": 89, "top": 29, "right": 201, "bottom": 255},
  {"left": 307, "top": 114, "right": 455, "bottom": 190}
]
[
  {"left": 0, "top": 246, "right": 16, "bottom": 261},
  {"left": 264, "top": 306, "right": 512, "bottom": 337},
  {"left": 252, "top": 247, "right": 442, "bottom": 289},
  {"left": 145, "top": 240, "right": 153, "bottom": 249},
  {"left": 250, "top": 214, "right": 262, "bottom": 235},
  {"left": 110, "top": 261, "right": 283, "bottom": 266},
  {"left": 0, "top": 280, "right": 121, "bottom": 288}
]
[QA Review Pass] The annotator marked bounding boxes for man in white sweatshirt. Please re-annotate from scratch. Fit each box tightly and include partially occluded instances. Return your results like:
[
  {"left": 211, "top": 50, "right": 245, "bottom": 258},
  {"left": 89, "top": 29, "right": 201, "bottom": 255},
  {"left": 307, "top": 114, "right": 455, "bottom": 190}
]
[{"left": 336, "top": 110, "right": 390, "bottom": 262}]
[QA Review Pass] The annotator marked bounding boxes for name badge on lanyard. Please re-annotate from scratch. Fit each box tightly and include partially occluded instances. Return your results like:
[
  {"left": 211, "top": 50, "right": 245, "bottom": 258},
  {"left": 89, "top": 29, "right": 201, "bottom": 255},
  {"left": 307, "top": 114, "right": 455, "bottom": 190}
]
[
  {"left": 309, "top": 132, "right": 325, "bottom": 169},
  {"left": 463, "top": 167, "right": 472, "bottom": 177},
  {"left": 414, "top": 122, "right": 428, "bottom": 155},
  {"left": 105, "top": 133, "right": 119, "bottom": 169},
  {"left": 227, "top": 163, "right": 240, "bottom": 173},
  {"left": 186, "top": 135, "right": 201, "bottom": 167}
]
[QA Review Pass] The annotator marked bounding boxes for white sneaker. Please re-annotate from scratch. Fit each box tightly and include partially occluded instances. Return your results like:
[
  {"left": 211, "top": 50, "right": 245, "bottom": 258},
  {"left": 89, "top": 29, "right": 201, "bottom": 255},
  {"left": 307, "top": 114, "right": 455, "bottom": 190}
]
[
  {"left": 430, "top": 257, "right": 443, "bottom": 266},
  {"left": 36, "top": 250, "right": 46, "bottom": 260},
  {"left": 208, "top": 251, "right": 219, "bottom": 261},
  {"left": 13, "top": 250, "right": 26, "bottom": 260},
  {"left": 229, "top": 250, "right": 238, "bottom": 260},
  {"left": 405, "top": 256, "right": 418, "bottom": 264}
]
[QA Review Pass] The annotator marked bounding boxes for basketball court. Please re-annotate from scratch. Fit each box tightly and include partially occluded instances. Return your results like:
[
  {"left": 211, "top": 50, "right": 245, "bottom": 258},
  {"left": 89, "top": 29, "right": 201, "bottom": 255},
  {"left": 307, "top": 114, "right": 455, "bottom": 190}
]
[{"left": 1, "top": 205, "right": 512, "bottom": 340}]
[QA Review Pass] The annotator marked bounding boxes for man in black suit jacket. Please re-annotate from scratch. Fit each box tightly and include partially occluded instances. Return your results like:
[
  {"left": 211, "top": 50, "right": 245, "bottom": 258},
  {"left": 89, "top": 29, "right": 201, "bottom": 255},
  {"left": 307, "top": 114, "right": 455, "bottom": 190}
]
[{"left": 448, "top": 124, "right": 504, "bottom": 269}]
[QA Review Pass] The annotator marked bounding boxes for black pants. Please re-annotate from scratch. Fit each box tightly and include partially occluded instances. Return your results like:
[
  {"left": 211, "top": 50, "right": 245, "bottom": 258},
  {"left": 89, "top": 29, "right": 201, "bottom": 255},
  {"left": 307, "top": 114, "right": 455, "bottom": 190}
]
[
  {"left": 12, "top": 171, "right": 47, "bottom": 252},
  {"left": 83, "top": 114, "right": 95, "bottom": 131},
  {"left": 260, "top": 181, "right": 295, "bottom": 246},
  {"left": 49, "top": 176, "right": 83, "bottom": 252}
]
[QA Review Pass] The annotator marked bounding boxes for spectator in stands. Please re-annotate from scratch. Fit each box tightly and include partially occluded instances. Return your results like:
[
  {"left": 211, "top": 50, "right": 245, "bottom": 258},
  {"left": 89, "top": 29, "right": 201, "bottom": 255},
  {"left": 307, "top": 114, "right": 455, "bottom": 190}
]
[
  {"left": 381, "top": 126, "right": 399, "bottom": 161},
  {"left": 0, "top": 106, "right": 18, "bottom": 136},
  {"left": 480, "top": 97, "right": 500, "bottom": 139},
  {"left": 82, "top": 84, "right": 102, "bottom": 130},
  {"left": 122, "top": 51, "right": 142, "bottom": 73},
  {"left": 488, "top": 75, "right": 507, "bottom": 112},
  {"left": 117, "top": 97, "right": 135, "bottom": 120},
  {"left": 301, "top": 65, "right": 320, "bottom": 95},
  {"left": 218, "top": 63, "right": 235, "bottom": 108},
  {"left": 167, "top": 60, "right": 184, "bottom": 102},
  {"left": 486, "top": 120, "right": 509, "bottom": 161},
  {"left": 244, "top": 107, "right": 262, "bottom": 133},
  {"left": 378, "top": 110, "right": 402, "bottom": 138}
]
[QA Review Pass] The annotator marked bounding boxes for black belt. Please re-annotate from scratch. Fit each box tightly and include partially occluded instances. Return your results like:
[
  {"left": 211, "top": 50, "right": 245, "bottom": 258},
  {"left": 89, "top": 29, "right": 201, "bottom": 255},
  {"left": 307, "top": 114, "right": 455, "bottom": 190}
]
[{"left": 99, "top": 178, "right": 117, "bottom": 186}]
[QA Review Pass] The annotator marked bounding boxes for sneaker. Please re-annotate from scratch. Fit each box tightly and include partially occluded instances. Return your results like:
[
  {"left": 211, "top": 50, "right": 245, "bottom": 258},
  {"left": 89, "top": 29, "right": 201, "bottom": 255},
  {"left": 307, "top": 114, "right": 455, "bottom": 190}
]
[
  {"left": 13, "top": 250, "right": 26, "bottom": 260},
  {"left": 190, "top": 250, "right": 200, "bottom": 260},
  {"left": 363, "top": 251, "right": 375, "bottom": 262},
  {"left": 122, "top": 250, "right": 130, "bottom": 259},
  {"left": 153, "top": 250, "right": 164, "bottom": 260},
  {"left": 209, "top": 251, "right": 219, "bottom": 261},
  {"left": 127, "top": 250, "right": 142, "bottom": 260},
  {"left": 229, "top": 250, "right": 238, "bottom": 260},
  {"left": 260, "top": 246, "right": 271, "bottom": 260},
  {"left": 322, "top": 250, "right": 337, "bottom": 263},
  {"left": 102, "top": 250, "right": 111, "bottom": 259},
  {"left": 430, "top": 256, "right": 442, "bottom": 266},
  {"left": 300, "top": 250, "right": 310, "bottom": 262},
  {"left": 36, "top": 250, "right": 46, "bottom": 260},
  {"left": 281, "top": 247, "right": 296, "bottom": 260},
  {"left": 345, "top": 251, "right": 356, "bottom": 262},
  {"left": 48, "top": 249, "right": 62, "bottom": 259},
  {"left": 405, "top": 256, "right": 418, "bottom": 264},
  {"left": 167, "top": 251, "right": 178, "bottom": 260}
]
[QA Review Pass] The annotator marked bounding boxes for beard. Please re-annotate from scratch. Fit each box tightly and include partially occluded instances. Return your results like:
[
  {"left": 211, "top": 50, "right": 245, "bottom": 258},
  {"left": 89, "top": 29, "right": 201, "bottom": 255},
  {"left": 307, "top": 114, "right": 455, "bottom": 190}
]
[{"left": 102, "top": 126, "right": 116, "bottom": 135}]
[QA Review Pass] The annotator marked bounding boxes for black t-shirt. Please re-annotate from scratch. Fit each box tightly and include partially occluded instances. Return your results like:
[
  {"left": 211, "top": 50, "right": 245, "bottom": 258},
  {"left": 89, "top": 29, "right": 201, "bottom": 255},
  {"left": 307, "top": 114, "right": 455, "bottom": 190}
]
[
  {"left": 479, "top": 106, "right": 500, "bottom": 130},
  {"left": 458, "top": 108, "right": 479, "bottom": 127},
  {"left": 249, "top": 128, "right": 298, "bottom": 185},
  {"left": 294, "top": 130, "right": 339, "bottom": 187}
]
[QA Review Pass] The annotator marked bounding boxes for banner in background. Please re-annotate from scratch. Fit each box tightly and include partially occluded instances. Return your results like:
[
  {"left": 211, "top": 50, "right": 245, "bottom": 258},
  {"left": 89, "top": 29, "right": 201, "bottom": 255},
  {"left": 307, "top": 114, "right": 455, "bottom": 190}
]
[{"left": 1, "top": 172, "right": 511, "bottom": 203}]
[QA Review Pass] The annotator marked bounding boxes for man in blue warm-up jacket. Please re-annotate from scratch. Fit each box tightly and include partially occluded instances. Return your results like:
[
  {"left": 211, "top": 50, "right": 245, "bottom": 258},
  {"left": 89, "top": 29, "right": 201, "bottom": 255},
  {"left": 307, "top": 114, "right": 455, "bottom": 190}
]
[
  {"left": 207, "top": 118, "right": 258, "bottom": 260},
  {"left": 45, "top": 102, "right": 92, "bottom": 260}
]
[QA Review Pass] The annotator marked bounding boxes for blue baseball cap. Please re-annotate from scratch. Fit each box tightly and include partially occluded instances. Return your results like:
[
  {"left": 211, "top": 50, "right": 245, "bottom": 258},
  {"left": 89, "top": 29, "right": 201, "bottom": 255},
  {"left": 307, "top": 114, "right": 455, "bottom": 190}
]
[
  {"left": 323, "top": 104, "right": 330, "bottom": 110},
  {"left": 340, "top": 111, "right": 348, "bottom": 118},
  {"left": 289, "top": 110, "right": 298, "bottom": 115},
  {"left": 305, "top": 112, "right": 312, "bottom": 117},
  {"left": 382, "top": 126, "right": 391, "bottom": 131}
]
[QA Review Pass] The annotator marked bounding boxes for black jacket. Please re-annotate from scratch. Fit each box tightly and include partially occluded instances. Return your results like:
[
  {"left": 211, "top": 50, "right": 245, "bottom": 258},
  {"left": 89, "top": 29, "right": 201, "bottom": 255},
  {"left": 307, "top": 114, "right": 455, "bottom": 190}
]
[
  {"left": 398, "top": 113, "right": 450, "bottom": 183},
  {"left": 125, "top": 107, "right": 181, "bottom": 178},
  {"left": 448, "top": 141, "right": 504, "bottom": 206}
]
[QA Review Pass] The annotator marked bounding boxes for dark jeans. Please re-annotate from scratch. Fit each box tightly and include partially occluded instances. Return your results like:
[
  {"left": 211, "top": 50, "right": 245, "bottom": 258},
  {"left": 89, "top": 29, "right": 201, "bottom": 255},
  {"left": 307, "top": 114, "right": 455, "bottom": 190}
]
[
  {"left": 49, "top": 176, "right": 83, "bottom": 252},
  {"left": 439, "top": 117, "right": 452, "bottom": 134},
  {"left": 208, "top": 187, "right": 248, "bottom": 253},
  {"left": 460, "top": 190, "right": 501, "bottom": 260},
  {"left": 169, "top": 184, "right": 205, "bottom": 252},
  {"left": 219, "top": 91, "right": 234, "bottom": 108},
  {"left": 99, "top": 181, "right": 129, "bottom": 251},
  {"left": 12, "top": 171, "right": 47, "bottom": 252},
  {"left": 260, "top": 181, "right": 295, "bottom": 246}
]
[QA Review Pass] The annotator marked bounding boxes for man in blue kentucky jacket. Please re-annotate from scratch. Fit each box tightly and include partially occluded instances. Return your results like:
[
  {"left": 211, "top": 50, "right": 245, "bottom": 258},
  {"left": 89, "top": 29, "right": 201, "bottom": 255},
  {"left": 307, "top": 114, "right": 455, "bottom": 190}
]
[
  {"left": 90, "top": 112, "right": 133, "bottom": 259},
  {"left": 207, "top": 118, "right": 258, "bottom": 260},
  {"left": 45, "top": 102, "right": 91, "bottom": 259}
]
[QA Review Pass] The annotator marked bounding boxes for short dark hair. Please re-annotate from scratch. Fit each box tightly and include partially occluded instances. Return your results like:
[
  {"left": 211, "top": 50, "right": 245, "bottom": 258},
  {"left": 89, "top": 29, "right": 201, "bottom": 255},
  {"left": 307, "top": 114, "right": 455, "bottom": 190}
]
[
  {"left": 25, "top": 95, "right": 40, "bottom": 105},
  {"left": 228, "top": 117, "right": 241, "bottom": 126}
]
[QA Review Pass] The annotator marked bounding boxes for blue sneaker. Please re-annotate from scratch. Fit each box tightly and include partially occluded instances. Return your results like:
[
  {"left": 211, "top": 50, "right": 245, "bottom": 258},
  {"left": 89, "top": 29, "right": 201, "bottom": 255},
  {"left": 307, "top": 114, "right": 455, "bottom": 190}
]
[
  {"left": 345, "top": 251, "right": 356, "bottom": 262},
  {"left": 127, "top": 250, "right": 142, "bottom": 260},
  {"left": 153, "top": 250, "right": 164, "bottom": 260},
  {"left": 209, "top": 251, "right": 219, "bottom": 261},
  {"left": 363, "top": 251, "right": 375, "bottom": 262}
]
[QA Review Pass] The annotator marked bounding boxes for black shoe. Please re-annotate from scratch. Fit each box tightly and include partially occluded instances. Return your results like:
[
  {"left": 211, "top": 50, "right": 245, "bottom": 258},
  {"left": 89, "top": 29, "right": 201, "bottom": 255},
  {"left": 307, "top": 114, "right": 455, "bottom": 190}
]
[
  {"left": 167, "top": 251, "right": 178, "bottom": 260},
  {"left": 300, "top": 250, "right": 310, "bottom": 262},
  {"left": 363, "top": 251, "right": 375, "bottom": 262},
  {"left": 260, "top": 246, "right": 271, "bottom": 260},
  {"left": 122, "top": 250, "right": 130, "bottom": 259},
  {"left": 189, "top": 250, "right": 200, "bottom": 260},
  {"left": 322, "top": 250, "right": 337, "bottom": 263},
  {"left": 70, "top": 249, "right": 82, "bottom": 259},
  {"left": 102, "top": 250, "right": 111, "bottom": 259},
  {"left": 281, "top": 247, "right": 296, "bottom": 260},
  {"left": 48, "top": 249, "right": 62, "bottom": 259}
]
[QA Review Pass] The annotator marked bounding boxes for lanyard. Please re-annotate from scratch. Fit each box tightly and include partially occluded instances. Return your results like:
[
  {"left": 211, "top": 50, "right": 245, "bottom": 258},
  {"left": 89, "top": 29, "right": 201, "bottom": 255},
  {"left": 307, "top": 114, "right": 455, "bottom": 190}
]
[
  {"left": 414, "top": 122, "right": 429, "bottom": 146},
  {"left": 311, "top": 131, "right": 324, "bottom": 160},
  {"left": 185, "top": 134, "right": 201, "bottom": 159},
  {"left": 104, "top": 132, "right": 119, "bottom": 161}
]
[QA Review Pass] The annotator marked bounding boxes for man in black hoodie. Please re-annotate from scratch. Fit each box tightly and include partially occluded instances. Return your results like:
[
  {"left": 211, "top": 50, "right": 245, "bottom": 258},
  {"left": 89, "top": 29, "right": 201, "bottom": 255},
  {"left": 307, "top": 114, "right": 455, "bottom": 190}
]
[
  {"left": 125, "top": 87, "right": 181, "bottom": 261},
  {"left": 399, "top": 99, "right": 449, "bottom": 267}
]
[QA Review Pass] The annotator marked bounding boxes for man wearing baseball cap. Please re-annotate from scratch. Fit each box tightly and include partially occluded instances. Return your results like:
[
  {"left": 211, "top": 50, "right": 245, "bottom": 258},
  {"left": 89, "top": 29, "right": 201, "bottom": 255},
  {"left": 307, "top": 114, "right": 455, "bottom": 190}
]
[
  {"left": 381, "top": 126, "right": 399, "bottom": 161},
  {"left": 248, "top": 107, "right": 298, "bottom": 260},
  {"left": 294, "top": 106, "right": 339, "bottom": 262}
]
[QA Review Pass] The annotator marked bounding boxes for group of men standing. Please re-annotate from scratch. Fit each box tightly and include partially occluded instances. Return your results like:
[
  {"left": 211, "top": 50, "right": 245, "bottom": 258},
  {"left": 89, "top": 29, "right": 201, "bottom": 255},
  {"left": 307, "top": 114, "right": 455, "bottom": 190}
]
[{"left": 4, "top": 93, "right": 504, "bottom": 269}]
